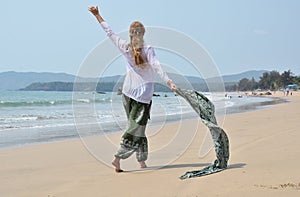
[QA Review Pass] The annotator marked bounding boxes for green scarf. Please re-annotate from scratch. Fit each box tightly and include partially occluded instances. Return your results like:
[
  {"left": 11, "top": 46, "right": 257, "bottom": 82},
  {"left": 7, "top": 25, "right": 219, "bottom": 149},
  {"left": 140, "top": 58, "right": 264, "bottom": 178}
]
[{"left": 176, "top": 88, "right": 230, "bottom": 179}]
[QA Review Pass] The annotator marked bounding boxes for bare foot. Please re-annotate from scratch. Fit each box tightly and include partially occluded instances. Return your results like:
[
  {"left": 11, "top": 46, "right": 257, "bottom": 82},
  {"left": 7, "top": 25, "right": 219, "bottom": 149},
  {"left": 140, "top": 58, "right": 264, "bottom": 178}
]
[
  {"left": 115, "top": 168, "right": 124, "bottom": 173},
  {"left": 112, "top": 158, "right": 123, "bottom": 173},
  {"left": 139, "top": 161, "right": 147, "bottom": 168}
]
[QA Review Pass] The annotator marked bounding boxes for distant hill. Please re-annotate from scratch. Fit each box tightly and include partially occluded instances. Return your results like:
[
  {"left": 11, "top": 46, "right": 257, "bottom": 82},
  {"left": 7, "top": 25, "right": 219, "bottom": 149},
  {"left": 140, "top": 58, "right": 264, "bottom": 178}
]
[
  {"left": 0, "top": 70, "right": 268, "bottom": 90},
  {"left": 219, "top": 70, "right": 268, "bottom": 82},
  {"left": 0, "top": 71, "right": 77, "bottom": 90}
]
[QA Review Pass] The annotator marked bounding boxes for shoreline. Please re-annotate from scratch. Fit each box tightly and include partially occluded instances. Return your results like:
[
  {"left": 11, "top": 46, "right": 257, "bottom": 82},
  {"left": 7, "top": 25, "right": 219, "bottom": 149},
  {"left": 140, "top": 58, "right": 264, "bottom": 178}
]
[
  {"left": 225, "top": 95, "right": 288, "bottom": 114},
  {"left": 0, "top": 92, "right": 299, "bottom": 196},
  {"left": 0, "top": 93, "right": 287, "bottom": 150},
  {"left": 0, "top": 92, "right": 288, "bottom": 151}
]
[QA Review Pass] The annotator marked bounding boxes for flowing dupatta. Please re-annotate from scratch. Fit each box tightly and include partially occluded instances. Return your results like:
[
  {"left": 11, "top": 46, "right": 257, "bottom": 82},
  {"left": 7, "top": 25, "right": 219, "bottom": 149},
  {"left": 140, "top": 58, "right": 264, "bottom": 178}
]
[{"left": 175, "top": 88, "right": 230, "bottom": 179}]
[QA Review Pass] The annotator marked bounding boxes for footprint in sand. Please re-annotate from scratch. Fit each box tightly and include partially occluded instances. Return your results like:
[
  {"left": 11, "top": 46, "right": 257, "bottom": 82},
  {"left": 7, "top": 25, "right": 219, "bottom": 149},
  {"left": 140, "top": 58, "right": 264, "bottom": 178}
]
[{"left": 255, "top": 182, "right": 300, "bottom": 190}]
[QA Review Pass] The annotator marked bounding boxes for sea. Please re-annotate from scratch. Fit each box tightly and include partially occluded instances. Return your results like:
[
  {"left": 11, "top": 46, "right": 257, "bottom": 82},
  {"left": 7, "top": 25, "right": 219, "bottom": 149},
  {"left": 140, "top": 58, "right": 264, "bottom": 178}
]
[{"left": 0, "top": 90, "right": 284, "bottom": 149}]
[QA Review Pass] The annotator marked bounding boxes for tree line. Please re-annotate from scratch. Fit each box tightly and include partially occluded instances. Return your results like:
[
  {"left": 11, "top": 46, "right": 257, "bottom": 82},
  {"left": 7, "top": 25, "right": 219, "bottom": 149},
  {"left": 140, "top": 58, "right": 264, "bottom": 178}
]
[
  {"left": 20, "top": 70, "right": 300, "bottom": 92},
  {"left": 20, "top": 82, "right": 185, "bottom": 92},
  {"left": 226, "top": 70, "right": 300, "bottom": 91}
]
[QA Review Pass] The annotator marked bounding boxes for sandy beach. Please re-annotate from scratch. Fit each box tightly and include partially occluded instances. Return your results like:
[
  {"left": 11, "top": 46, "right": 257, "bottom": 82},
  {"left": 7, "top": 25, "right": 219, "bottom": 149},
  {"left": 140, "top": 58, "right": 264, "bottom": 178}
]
[{"left": 1, "top": 92, "right": 300, "bottom": 197}]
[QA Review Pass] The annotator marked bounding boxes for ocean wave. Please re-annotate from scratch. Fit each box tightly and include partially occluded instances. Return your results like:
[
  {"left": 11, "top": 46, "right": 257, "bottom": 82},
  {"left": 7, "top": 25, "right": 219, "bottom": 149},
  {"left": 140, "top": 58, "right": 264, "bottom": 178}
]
[
  {"left": 224, "top": 101, "right": 235, "bottom": 108},
  {"left": 0, "top": 97, "right": 114, "bottom": 107},
  {"left": 0, "top": 122, "right": 77, "bottom": 131},
  {"left": 75, "top": 99, "right": 91, "bottom": 103},
  {"left": 0, "top": 100, "right": 71, "bottom": 107},
  {"left": 0, "top": 114, "right": 76, "bottom": 123},
  {"left": 0, "top": 125, "right": 21, "bottom": 130},
  {"left": 0, "top": 116, "right": 39, "bottom": 122}
]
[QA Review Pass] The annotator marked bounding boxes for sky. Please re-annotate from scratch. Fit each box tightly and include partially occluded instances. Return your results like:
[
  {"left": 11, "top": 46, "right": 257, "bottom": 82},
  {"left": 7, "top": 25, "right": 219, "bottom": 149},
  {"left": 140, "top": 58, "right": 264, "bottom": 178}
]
[{"left": 1, "top": 0, "right": 300, "bottom": 77}]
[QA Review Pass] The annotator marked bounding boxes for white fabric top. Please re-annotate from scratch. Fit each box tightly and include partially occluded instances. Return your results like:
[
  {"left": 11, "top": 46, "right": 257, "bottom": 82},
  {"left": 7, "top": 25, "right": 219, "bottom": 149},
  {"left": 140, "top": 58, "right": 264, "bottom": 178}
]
[{"left": 100, "top": 21, "right": 171, "bottom": 104}]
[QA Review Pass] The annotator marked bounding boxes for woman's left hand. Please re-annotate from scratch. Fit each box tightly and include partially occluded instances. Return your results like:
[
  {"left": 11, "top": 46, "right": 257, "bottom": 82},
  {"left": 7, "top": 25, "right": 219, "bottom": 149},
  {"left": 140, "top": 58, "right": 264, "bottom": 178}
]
[{"left": 168, "top": 80, "right": 177, "bottom": 92}]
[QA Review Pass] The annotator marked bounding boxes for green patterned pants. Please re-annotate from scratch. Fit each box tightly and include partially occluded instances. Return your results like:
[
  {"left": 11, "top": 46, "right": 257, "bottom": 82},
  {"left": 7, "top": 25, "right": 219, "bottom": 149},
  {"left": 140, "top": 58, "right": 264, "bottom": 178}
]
[{"left": 115, "top": 94, "right": 151, "bottom": 162}]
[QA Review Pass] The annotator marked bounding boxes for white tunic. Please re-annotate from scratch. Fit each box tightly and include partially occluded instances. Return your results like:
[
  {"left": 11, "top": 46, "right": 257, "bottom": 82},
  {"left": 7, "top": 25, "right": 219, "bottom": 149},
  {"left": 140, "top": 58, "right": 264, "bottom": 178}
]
[{"left": 100, "top": 22, "right": 171, "bottom": 104}]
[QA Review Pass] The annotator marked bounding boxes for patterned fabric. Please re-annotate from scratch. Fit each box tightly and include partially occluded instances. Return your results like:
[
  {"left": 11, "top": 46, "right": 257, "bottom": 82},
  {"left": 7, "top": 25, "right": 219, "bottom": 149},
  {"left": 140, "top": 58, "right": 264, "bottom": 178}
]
[
  {"left": 175, "top": 88, "right": 230, "bottom": 179},
  {"left": 114, "top": 94, "right": 151, "bottom": 162}
]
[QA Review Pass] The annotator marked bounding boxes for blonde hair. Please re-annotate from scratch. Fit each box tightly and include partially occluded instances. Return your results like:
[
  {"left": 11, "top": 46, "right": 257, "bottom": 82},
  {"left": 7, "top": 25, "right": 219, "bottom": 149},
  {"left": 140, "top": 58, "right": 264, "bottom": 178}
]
[{"left": 129, "top": 21, "right": 146, "bottom": 68}]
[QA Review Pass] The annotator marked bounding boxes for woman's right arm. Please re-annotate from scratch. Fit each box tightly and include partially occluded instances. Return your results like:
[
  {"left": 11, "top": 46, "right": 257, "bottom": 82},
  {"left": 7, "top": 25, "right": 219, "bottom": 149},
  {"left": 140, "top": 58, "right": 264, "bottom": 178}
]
[{"left": 88, "top": 6, "right": 128, "bottom": 52}]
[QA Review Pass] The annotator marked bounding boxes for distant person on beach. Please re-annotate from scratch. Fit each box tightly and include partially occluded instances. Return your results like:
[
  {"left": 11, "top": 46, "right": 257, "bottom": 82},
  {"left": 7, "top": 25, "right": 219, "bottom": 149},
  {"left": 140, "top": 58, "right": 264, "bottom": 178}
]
[
  {"left": 88, "top": 5, "right": 177, "bottom": 172},
  {"left": 286, "top": 88, "right": 290, "bottom": 96}
]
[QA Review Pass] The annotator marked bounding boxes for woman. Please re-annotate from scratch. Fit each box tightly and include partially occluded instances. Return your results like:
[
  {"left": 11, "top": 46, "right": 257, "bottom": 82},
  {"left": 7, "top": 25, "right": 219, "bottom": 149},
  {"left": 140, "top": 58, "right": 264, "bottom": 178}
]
[{"left": 88, "top": 5, "right": 177, "bottom": 172}]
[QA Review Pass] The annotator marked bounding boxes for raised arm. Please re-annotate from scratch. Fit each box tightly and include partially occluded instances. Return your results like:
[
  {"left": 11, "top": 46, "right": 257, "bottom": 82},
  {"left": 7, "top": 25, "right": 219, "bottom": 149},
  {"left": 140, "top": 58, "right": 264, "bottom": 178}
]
[{"left": 88, "top": 5, "right": 129, "bottom": 53}]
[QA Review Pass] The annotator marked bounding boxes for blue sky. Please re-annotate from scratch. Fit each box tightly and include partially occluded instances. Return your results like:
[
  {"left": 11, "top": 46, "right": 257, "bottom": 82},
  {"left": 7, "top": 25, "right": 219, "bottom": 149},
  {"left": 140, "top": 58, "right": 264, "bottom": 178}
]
[{"left": 1, "top": 0, "right": 300, "bottom": 77}]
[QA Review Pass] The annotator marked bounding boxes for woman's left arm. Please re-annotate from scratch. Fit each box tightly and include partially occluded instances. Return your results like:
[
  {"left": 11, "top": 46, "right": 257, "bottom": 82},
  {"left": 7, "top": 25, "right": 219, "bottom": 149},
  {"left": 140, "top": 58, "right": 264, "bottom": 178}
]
[{"left": 148, "top": 47, "right": 177, "bottom": 92}]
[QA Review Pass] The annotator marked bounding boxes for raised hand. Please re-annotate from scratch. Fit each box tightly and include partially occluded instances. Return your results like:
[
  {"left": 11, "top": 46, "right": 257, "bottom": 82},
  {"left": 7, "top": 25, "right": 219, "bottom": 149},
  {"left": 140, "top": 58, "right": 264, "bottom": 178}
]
[
  {"left": 88, "top": 6, "right": 99, "bottom": 16},
  {"left": 88, "top": 5, "right": 104, "bottom": 23}
]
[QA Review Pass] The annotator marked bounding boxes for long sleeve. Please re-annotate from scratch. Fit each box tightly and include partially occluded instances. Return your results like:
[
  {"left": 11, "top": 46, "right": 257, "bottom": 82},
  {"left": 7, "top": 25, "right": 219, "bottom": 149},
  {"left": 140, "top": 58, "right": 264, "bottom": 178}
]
[
  {"left": 147, "top": 47, "right": 171, "bottom": 83},
  {"left": 100, "top": 21, "right": 129, "bottom": 53}
]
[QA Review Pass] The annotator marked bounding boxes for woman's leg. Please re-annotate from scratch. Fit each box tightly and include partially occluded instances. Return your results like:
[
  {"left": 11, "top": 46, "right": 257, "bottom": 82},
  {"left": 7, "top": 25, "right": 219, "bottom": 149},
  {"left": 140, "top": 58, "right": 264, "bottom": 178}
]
[
  {"left": 112, "top": 138, "right": 140, "bottom": 172},
  {"left": 136, "top": 137, "right": 148, "bottom": 168},
  {"left": 111, "top": 95, "right": 132, "bottom": 172},
  {"left": 112, "top": 95, "right": 151, "bottom": 171},
  {"left": 111, "top": 157, "right": 123, "bottom": 172}
]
